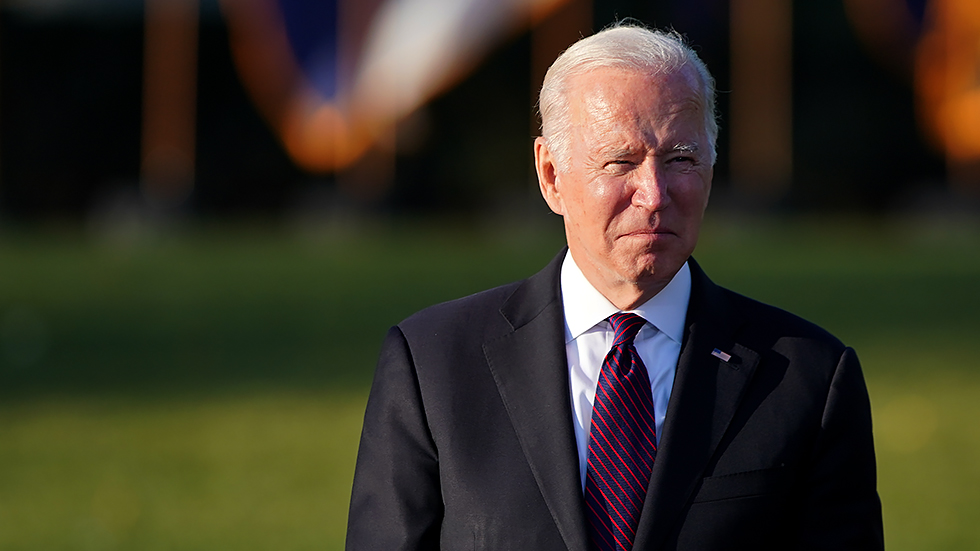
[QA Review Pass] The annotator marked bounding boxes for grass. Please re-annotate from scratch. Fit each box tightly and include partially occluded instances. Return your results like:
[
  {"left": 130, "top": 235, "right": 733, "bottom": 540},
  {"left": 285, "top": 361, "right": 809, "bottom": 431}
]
[
  {"left": 0, "top": 391, "right": 365, "bottom": 551},
  {"left": 873, "top": 374, "right": 980, "bottom": 550},
  {"left": 1, "top": 214, "right": 978, "bottom": 550}
]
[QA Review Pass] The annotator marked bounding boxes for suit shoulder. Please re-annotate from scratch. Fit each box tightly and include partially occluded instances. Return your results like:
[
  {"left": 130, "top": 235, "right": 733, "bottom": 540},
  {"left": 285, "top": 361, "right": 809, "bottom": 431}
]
[
  {"left": 397, "top": 279, "right": 523, "bottom": 338},
  {"left": 720, "top": 286, "right": 847, "bottom": 354}
]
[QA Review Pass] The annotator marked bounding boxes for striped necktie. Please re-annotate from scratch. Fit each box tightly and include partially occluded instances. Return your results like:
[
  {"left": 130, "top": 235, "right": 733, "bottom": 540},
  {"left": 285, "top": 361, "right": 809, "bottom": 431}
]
[{"left": 584, "top": 312, "right": 657, "bottom": 551}]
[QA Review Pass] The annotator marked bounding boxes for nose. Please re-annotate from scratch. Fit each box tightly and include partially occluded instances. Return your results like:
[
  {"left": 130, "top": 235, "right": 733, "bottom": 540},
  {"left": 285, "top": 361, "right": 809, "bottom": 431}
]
[{"left": 631, "top": 162, "right": 669, "bottom": 211}]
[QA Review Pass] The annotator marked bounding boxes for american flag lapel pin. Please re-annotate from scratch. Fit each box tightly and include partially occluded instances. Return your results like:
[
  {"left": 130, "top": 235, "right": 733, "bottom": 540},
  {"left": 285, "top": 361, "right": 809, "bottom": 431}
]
[{"left": 711, "top": 348, "right": 732, "bottom": 362}]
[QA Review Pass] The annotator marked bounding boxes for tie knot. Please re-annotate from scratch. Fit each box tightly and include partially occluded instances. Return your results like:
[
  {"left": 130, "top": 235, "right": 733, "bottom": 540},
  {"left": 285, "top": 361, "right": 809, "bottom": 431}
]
[{"left": 608, "top": 312, "right": 646, "bottom": 347}]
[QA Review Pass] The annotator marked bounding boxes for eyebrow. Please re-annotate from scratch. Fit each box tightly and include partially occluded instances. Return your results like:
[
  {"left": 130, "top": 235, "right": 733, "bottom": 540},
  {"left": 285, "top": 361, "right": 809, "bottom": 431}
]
[
  {"left": 600, "top": 142, "right": 700, "bottom": 159},
  {"left": 670, "top": 142, "right": 700, "bottom": 153},
  {"left": 602, "top": 146, "right": 640, "bottom": 157}
]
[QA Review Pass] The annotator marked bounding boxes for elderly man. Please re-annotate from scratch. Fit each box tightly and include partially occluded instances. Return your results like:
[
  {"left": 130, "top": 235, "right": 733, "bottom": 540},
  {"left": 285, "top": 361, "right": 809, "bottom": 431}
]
[{"left": 346, "top": 25, "right": 883, "bottom": 551}]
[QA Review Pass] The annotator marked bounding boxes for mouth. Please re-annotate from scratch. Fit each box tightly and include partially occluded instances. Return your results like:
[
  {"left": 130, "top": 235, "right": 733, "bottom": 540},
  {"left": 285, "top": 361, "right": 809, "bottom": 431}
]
[{"left": 622, "top": 228, "right": 675, "bottom": 238}]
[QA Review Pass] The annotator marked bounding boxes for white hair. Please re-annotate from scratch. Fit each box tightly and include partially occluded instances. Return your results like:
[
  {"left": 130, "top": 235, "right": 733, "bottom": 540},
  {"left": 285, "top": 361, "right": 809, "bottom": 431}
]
[{"left": 538, "top": 24, "right": 718, "bottom": 170}]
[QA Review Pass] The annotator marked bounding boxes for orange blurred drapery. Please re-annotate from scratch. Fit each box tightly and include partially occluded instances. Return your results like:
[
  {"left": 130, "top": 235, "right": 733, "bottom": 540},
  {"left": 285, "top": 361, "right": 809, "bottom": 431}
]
[
  {"left": 915, "top": 0, "right": 980, "bottom": 189},
  {"left": 220, "top": 0, "right": 571, "bottom": 199}
]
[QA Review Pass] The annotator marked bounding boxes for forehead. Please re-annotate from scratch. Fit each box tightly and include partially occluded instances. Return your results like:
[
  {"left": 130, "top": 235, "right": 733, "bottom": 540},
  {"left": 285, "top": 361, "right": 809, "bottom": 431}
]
[{"left": 566, "top": 66, "right": 702, "bottom": 133}]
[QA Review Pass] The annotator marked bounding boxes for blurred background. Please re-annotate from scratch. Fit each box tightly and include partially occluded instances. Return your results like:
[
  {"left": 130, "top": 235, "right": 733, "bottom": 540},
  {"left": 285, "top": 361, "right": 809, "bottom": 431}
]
[{"left": 1, "top": 0, "right": 978, "bottom": 549}]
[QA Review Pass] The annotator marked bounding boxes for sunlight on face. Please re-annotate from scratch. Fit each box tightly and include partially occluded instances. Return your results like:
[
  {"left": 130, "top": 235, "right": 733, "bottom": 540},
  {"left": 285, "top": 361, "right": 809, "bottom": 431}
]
[{"left": 538, "top": 67, "right": 713, "bottom": 308}]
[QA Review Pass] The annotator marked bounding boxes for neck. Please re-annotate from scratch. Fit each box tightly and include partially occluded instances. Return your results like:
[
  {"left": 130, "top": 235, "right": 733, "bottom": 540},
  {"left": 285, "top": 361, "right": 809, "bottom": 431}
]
[
  {"left": 600, "top": 282, "right": 664, "bottom": 311},
  {"left": 568, "top": 251, "right": 668, "bottom": 311}
]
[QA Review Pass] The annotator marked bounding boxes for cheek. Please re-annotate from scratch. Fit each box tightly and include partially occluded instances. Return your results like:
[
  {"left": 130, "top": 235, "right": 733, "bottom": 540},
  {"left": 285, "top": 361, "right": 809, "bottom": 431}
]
[
  {"left": 564, "top": 177, "right": 619, "bottom": 217},
  {"left": 588, "top": 176, "right": 635, "bottom": 213},
  {"left": 673, "top": 177, "right": 711, "bottom": 211}
]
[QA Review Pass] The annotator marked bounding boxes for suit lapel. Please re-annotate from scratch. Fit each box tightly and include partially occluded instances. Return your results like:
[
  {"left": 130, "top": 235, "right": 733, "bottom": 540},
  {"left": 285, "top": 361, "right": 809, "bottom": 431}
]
[
  {"left": 483, "top": 250, "right": 591, "bottom": 551},
  {"left": 632, "top": 259, "right": 761, "bottom": 551},
  {"left": 482, "top": 253, "right": 764, "bottom": 551}
]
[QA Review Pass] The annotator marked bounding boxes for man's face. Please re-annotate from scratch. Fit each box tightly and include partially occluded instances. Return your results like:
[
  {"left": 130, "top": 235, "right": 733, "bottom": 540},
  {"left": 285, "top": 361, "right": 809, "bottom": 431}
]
[{"left": 536, "top": 67, "right": 713, "bottom": 307}]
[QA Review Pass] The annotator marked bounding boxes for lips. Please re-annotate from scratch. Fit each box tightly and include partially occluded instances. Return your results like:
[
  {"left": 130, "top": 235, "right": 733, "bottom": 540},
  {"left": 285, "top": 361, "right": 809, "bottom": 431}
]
[{"left": 622, "top": 228, "right": 675, "bottom": 238}]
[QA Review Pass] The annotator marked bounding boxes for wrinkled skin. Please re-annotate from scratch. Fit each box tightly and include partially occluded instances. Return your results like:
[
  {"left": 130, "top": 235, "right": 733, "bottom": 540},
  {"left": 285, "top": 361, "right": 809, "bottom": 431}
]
[{"left": 536, "top": 66, "right": 713, "bottom": 310}]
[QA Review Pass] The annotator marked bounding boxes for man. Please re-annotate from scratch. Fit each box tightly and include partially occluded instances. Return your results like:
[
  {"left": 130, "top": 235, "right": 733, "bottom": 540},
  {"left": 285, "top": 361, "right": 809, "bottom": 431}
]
[{"left": 347, "top": 25, "right": 883, "bottom": 551}]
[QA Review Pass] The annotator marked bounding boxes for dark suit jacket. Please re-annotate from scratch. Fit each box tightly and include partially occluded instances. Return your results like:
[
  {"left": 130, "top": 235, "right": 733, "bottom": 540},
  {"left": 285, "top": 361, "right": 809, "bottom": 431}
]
[{"left": 346, "top": 250, "right": 883, "bottom": 550}]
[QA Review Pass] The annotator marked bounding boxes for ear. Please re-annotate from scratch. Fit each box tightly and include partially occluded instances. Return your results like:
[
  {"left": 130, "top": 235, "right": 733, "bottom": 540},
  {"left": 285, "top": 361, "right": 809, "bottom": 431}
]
[{"left": 534, "top": 137, "right": 565, "bottom": 216}]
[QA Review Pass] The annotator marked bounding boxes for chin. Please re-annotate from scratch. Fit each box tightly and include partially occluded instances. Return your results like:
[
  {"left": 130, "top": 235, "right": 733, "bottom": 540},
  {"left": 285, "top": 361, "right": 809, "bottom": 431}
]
[{"left": 625, "top": 254, "right": 685, "bottom": 285}]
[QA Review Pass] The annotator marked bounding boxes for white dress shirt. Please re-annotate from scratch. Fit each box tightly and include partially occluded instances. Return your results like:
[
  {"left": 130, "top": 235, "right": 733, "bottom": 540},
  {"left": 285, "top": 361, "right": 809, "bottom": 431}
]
[{"left": 560, "top": 250, "right": 691, "bottom": 488}]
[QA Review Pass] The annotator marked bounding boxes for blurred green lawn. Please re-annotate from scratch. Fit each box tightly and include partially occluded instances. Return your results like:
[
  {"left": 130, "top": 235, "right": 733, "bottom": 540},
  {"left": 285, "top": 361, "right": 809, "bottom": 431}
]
[{"left": 1, "top": 215, "right": 978, "bottom": 550}]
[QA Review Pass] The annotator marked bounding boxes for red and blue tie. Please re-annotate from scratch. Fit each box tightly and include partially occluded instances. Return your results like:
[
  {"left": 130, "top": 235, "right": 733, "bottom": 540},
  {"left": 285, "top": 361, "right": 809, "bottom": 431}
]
[{"left": 585, "top": 312, "right": 657, "bottom": 551}]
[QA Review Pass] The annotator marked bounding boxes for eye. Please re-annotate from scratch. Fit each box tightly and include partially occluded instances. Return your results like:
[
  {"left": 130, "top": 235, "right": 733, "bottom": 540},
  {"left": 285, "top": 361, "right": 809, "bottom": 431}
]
[{"left": 603, "top": 159, "right": 636, "bottom": 171}]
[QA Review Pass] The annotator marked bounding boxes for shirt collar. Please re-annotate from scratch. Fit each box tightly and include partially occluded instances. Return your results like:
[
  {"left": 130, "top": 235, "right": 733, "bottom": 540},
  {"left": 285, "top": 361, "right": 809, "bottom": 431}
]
[{"left": 560, "top": 249, "right": 691, "bottom": 345}]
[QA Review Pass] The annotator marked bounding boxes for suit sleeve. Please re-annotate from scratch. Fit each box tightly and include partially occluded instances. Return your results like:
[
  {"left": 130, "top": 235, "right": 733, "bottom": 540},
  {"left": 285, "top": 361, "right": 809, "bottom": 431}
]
[
  {"left": 346, "top": 326, "right": 442, "bottom": 551},
  {"left": 797, "top": 347, "right": 884, "bottom": 550}
]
